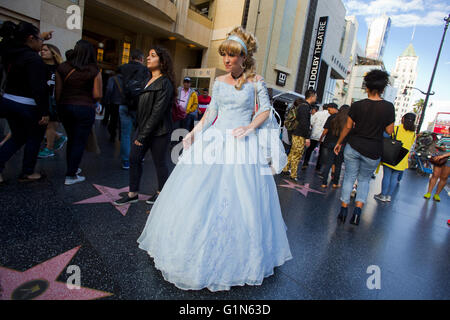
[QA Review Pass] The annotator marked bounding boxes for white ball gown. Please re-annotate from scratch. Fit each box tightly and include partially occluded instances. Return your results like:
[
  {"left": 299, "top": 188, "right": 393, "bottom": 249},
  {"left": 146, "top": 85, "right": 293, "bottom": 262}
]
[{"left": 137, "top": 78, "right": 292, "bottom": 292}]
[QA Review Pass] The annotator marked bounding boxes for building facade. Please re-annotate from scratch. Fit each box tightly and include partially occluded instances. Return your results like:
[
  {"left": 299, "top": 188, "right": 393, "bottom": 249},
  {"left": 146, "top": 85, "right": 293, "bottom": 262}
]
[
  {"left": 391, "top": 43, "right": 419, "bottom": 124},
  {"left": 344, "top": 56, "right": 397, "bottom": 105},
  {"left": 1, "top": 0, "right": 217, "bottom": 86},
  {"left": 365, "top": 14, "right": 391, "bottom": 61},
  {"left": 294, "top": 0, "right": 354, "bottom": 104},
  {"left": 333, "top": 15, "right": 359, "bottom": 106}
]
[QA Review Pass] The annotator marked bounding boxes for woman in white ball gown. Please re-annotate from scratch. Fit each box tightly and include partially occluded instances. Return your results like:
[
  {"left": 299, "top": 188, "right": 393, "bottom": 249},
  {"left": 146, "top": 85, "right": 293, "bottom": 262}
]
[{"left": 137, "top": 26, "right": 292, "bottom": 292}]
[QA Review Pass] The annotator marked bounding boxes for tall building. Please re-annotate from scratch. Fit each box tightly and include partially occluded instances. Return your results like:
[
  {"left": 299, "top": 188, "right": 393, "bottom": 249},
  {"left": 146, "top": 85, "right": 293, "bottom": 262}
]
[
  {"left": 392, "top": 43, "right": 419, "bottom": 124},
  {"left": 365, "top": 14, "right": 391, "bottom": 60},
  {"left": 333, "top": 15, "right": 359, "bottom": 106}
]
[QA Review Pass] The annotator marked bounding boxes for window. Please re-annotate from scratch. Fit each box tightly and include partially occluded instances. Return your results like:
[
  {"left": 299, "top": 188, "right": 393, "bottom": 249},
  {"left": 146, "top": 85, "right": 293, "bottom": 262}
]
[
  {"left": 339, "top": 26, "right": 346, "bottom": 54},
  {"left": 121, "top": 42, "right": 130, "bottom": 65}
]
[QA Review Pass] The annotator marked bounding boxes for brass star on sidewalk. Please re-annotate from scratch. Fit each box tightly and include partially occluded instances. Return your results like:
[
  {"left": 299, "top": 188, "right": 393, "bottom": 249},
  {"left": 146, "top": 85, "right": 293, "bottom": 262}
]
[
  {"left": 279, "top": 179, "right": 325, "bottom": 197},
  {"left": 74, "top": 184, "right": 150, "bottom": 216},
  {"left": 0, "top": 247, "right": 112, "bottom": 300}
]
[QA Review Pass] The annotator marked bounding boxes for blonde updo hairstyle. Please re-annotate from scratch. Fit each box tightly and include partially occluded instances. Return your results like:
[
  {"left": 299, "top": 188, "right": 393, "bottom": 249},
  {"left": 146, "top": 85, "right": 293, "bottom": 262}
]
[{"left": 218, "top": 26, "right": 258, "bottom": 90}]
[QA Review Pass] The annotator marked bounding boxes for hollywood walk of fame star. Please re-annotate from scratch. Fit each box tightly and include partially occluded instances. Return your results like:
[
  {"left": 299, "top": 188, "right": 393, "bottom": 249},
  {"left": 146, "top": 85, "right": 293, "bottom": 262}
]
[
  {"left": 0, "top": 246, "right": 112, "bottom": 300},
  {"left": 278, "top": 179, "right": 325, "bottom": 197},
  {"left": 74, "top": 184, "right": 150, "bottom": 216}
]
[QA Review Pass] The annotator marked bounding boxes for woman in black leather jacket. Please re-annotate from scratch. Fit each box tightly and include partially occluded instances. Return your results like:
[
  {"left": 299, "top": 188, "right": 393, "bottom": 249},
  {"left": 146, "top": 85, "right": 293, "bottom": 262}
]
[{"left": 115, "top": 46, "right": 176, "bottom": 206}]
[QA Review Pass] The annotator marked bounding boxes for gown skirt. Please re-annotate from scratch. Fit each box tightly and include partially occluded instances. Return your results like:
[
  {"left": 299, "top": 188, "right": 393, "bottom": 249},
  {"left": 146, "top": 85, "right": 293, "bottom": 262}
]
[{"left": 137, "top": 103, "right": 293, "bottom": 292}]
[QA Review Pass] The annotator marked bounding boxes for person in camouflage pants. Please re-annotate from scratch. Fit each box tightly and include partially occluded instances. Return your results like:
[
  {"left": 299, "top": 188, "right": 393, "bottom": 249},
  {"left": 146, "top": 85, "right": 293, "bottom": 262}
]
[
  {"left": 284, "top": 135, "right": 307, "bottom": 180},
  {"left": 282, "top": 90, "right": 316, "bottom": 181}
]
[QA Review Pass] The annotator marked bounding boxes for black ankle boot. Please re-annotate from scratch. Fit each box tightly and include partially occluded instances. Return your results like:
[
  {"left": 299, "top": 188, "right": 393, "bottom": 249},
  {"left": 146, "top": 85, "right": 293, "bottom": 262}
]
[
  {"left": 337, "top": 207, "right": 348, "bottom": 224},
  {"left": 349, "top": 207, "right": 362, "bottom": 226}
]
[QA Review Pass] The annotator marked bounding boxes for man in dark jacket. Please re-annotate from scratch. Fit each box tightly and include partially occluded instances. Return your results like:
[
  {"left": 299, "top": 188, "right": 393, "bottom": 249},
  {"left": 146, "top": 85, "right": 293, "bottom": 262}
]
[
  {"left": 282, "top": 89, "right": 317, "bottom": 181},
  {"left": 117, "top": 49, "right": 149, "bottom": 170},
  {"left": 103, "top": 72, "right": 123, "bottom": 142}
]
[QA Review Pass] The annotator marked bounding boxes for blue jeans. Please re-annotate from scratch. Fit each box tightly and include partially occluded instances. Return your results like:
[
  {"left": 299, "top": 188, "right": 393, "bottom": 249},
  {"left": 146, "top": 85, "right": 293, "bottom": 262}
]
[
  {"left": 181, "top": 111, "right": 198, "bottom": 132},
  {"left": 341, "top": 144, "right": 380, "bottom": 204},
  {"left": 381, "top": 166, "right": 401, "bottom": 196},
  {"left": 119, "top": 105, "right": 136, "bottom": 163},
  {"left": 0, "top": 97, "right": 46, "bottom": 175}
]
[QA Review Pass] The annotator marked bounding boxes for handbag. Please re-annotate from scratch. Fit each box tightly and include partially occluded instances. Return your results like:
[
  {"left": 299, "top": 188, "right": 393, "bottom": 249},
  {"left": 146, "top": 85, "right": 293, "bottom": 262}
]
[
  {"left": 429, "top": 155, "right": 448, "bottom": 166},
  {"left": 382, "top": 127, "right": 408, "bottom": 166},
  {"left": 252, "top": 81, "right": 287, "bottom": 174},
  {"left": 172, "top": 100, "right": 187, "bottom": 122},
  {"left": 429, "top": 144, "right": 449, "bottom": 166}
]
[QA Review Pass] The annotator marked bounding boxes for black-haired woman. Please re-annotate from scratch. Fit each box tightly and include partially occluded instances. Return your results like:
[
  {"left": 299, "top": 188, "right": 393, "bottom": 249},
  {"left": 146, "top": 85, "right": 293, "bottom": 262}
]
[
  {"left": 374, "top": 113, "right": 416, "bottom": 202},
  {"left": 55, "top": 40, "right": 102, "bottom": 185},
  {"left": 318, "top": 104, "right": 348, "bottom": 188},
  {"left": 334, "top": 69, "right": 395, "bottom": 225},
  {"left": 0, "top": 21, "right": 52, "bottom": 184},
  {"left": 114, "top": 46, "right": 175, "bottom": 206}
]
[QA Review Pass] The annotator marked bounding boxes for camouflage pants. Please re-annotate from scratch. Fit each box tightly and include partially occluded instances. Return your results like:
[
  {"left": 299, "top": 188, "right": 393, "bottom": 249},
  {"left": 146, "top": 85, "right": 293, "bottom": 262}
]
[{"left": 283, "top": 135, "right": 306, "bottom": 179}]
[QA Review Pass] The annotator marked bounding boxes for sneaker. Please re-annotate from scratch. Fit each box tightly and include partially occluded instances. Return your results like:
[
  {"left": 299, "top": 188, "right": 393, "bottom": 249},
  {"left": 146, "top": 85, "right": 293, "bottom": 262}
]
[
  {"left": 433, "top": 194, "right": 440, "bottom": 202},
  {"left": 145, "top": 193, "right": 159, "bottom": 205},
  {"left": 38, "top": 148, "right": 55, "bottom": 158},
  {"left": 64, "top": 175, "right": 86, "bottom": 185},
  {"left": 290, "top": 176, "right": 299, "bottom": 182},
  {"left": 374, "top": 193, "right": 387, "bottom": 202},
  {"left": 122, "top": 161, "right": 130, "bottom": 170},
  {"left": 76, "top": 168, "right": 82, "bottom": 175},
  {"left": 385, "top": 195, "right": 391, "bottom": 202},
  {"left": 424, "top": 193, "right": 431, "bottom": 199},
  {"left": 114, "top": 194, "right": 138, "bottom": 206},
  {"left": 54, "top": 135, "right": 67, "bottom": 151}
]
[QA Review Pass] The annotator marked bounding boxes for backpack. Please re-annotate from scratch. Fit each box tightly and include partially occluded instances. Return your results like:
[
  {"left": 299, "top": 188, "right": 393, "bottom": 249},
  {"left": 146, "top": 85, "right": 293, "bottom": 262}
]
[
  {"left": 122, "top": 66, "right": 148, "bottom": 110},
  {"left": 284, "top": 105, "right": 299, "bottom": 131}
]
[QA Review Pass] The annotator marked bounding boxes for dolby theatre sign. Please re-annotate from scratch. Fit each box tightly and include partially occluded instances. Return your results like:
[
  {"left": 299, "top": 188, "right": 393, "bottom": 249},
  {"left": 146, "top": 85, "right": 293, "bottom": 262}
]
[{"left": 307, "top": 16, "right": 328, "bottom": 90}]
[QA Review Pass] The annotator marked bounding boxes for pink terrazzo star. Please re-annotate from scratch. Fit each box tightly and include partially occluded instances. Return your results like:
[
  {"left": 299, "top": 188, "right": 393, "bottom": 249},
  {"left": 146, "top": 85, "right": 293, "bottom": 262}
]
[
  {"left": 279, "top": 179, "right": 325, "bottom": 197},
  {"left": 0, "top": 246, "right": 112, "bottom": 300},
  {"left": 74, "top": 184, "right": 150, "bottom": 216}
]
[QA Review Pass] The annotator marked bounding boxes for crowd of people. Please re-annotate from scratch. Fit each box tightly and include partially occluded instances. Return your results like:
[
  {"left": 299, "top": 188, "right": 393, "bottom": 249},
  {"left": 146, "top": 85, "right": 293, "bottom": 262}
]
[{"left": 0, "top": 21, "right": 449, "bottom": 291}]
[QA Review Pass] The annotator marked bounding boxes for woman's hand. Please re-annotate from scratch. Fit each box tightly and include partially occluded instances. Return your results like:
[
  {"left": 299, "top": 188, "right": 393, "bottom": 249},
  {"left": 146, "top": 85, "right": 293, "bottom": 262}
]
[
  {"left": 232, "top": 125, "right": 254, "bottom": 139},
  {"left": 435, "top": 153, "right": 450, "bottom": 161},
  {"left": 305, "top": 139, "right": 311, "bottom": 148},
  {"left": 39, "top": 116, "right": 49, "bottom": 126},
  {"left": 183, "top": 132, "right": 194, "bottom": 150},
  {"left": 334, "top": 143, "right": 342, "bottom": 155},
  {"left": 41, "top": 31, "right": 54, "bottom": 40},
  {"left": 134, "top": 140, "right": 143, "bottom": 146}
]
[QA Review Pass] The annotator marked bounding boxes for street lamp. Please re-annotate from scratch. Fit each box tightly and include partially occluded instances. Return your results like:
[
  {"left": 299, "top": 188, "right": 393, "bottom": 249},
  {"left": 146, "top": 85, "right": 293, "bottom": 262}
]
[
  {"left": 402, "top": 86, "right": 435, "bottom": 96},
  {"left": 416, "top": 13, "right": 450, "bottom": 134}
]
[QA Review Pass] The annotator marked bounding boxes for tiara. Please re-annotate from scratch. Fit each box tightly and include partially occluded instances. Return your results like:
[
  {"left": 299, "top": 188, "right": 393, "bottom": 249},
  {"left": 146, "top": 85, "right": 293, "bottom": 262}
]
[{"left": 227, "top": 35, "right": 248, "bottom": 55}]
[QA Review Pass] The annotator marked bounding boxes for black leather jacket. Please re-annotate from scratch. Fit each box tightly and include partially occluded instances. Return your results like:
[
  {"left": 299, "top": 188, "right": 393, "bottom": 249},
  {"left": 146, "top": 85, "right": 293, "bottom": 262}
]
[{"left": 136, "top": 76, "right": 174, "bottom": 143}]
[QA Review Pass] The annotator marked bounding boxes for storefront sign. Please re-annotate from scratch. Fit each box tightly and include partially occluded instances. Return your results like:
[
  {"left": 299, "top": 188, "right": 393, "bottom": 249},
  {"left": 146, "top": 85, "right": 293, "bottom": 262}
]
[
  {"left": 276, "top": 71, "right": 287, "bottom": 87},
  {"left": 307, "top": 16, "right": 328, "bottom": 90}
]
